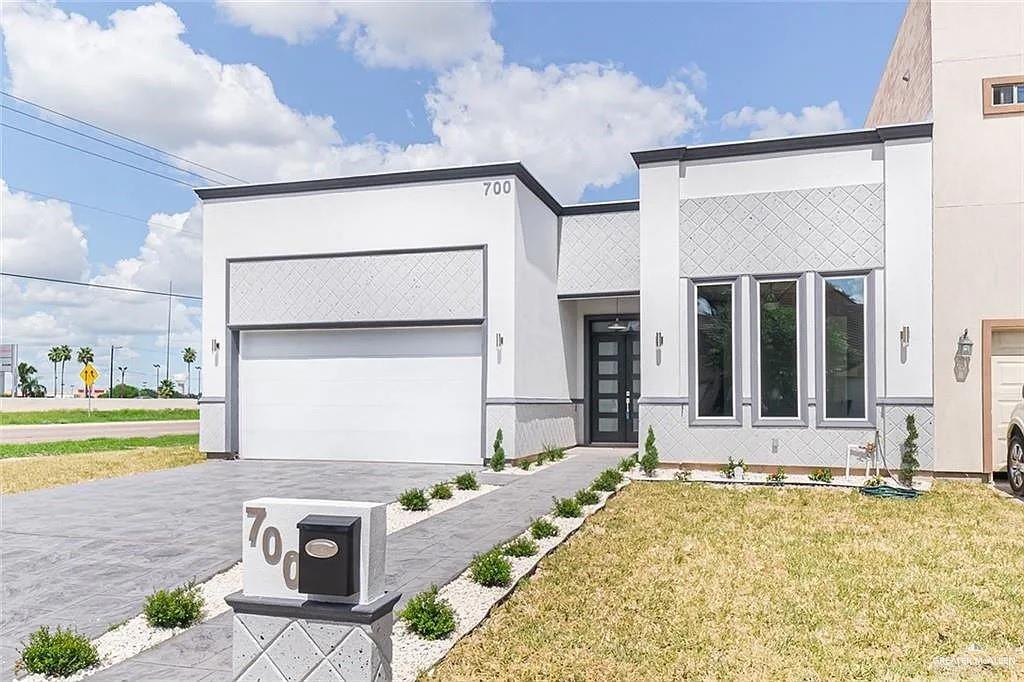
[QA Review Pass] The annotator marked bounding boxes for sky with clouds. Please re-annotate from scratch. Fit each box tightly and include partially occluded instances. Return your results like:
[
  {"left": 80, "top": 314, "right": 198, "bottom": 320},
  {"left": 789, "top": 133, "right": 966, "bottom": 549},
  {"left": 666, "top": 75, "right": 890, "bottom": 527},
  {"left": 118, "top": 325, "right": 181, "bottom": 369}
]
[{"left": 0, "top": 0, "right": 906, "bottom": 394}]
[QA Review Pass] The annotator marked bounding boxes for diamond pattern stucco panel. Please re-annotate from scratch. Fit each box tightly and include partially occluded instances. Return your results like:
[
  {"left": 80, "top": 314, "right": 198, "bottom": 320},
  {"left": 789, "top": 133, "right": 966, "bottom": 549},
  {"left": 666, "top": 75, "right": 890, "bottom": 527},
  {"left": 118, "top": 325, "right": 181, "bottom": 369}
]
[
  {"left": 229, "top": 249, "right": 484, "bottom": 327},
  {"left": 558, "top": 211, "right": 640, "bottom": 295},
  {"left": 514, "top": 404, "right": 578, "bottom": 457},
  {"left": 679, "top": 184, "right": 884, "bottom": 277}
]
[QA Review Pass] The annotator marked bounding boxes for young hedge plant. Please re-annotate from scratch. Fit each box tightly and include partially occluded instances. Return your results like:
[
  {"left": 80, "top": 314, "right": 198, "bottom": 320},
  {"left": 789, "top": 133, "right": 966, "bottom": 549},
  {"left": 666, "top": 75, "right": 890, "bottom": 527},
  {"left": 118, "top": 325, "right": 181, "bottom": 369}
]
[
  {"left": 399, "top": 488, "right": 430, "bottom": 511},
  {"left": 591, "top": 468, "right": 623, "bottom": 492},
  {"left": 144, "top": 582, "right": 204, "bottom": 629},
  {"left": 575, "top": 488, "right": 599, "bottom": 506},
  {"left": 552, "top": 496, "right": 582, "bottom": 518},
  {"left": 454, "top": 472, "right": 478, "bottom": 491},
  {"left": 530, "top": 518, "right": 559, "bottom": 540},
  {"left": 640, "top": 427, "right": 659, "bottom": 476},
  {"left": 399, "top": 585, "right": 457, "bottom": 640},
  {"left": 470, "top": 550, "right": 512, "bottom": 587},
  {"left": 809, "top": 468, "right": 834, "bottom": 483},
  {"left": 490, "top": 429, "right": 506, "bottom": 471},
  {"left": 502, "top": 536, "right": 539, "bottom": 558},
  {"left": 430, "top": 482, "right": 453, "bottom": 500},
  {"left": 19, "top": 626, "right": 98, "bottom": 678}
]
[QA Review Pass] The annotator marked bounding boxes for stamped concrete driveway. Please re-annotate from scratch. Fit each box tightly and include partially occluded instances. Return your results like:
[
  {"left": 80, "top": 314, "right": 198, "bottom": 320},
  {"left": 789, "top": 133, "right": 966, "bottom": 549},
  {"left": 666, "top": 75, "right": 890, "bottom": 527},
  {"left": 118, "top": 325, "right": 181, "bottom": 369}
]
[{"left": 0, "top": 458, "right": 465, "bottom": 676}]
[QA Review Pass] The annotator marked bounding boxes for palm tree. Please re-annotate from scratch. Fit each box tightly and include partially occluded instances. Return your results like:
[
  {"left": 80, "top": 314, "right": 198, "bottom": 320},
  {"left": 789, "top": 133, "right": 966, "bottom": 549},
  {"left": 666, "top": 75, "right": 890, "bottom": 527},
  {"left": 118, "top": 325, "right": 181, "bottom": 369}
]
[
  {"left": 47, "top": 346, "right": 62, "bottom": 398},
  {"left": 181, "top": 347, "right": 197, "bottom": 396},
  {"left": 77, "top": 346, "right": 95, "bottom": 396},
  {"left": 58, "top": 345, "right": 72, "bottom": 397},
  {"left": 17, "top": 362, "right": 45, "bottom": 397}
]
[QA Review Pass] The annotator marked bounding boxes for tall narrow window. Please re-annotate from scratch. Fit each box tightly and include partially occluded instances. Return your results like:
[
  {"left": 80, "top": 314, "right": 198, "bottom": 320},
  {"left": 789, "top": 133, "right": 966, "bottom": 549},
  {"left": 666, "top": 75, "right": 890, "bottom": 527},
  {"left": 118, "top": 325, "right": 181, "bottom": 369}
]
[
  {"left": 823, "top": 276, "right": 867, "bottom": 420},
  {"left": 758, "top": 279, "right": 799, "bottom": 418},
  {"left": 695, "top": 283, "right": 733, "bottom": 418}
]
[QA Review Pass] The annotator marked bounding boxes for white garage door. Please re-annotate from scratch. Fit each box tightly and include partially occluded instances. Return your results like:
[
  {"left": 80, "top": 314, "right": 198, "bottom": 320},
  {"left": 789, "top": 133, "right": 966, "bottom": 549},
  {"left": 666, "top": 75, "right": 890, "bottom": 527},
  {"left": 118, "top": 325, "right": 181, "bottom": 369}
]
[
  {"left": 238, "top": 327, "right": 482, "bottom": 464},
  {"left": 991, "top": 329, "right": 1024, "bottom": 471}
]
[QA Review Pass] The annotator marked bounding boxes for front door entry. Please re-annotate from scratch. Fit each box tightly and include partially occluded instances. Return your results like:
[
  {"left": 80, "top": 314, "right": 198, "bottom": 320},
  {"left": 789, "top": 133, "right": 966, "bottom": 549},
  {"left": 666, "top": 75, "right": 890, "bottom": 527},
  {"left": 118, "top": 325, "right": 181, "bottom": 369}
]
[{"left": 589, "top": 319, "right": 640, "bottom": 443}]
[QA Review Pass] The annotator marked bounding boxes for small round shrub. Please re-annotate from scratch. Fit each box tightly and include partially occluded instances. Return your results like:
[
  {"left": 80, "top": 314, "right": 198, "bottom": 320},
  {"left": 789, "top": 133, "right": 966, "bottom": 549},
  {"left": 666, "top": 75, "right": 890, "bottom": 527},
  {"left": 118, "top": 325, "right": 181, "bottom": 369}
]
[
  {"left": 535, "top": 451, "right": 548, "bottom": 466},
  {"left": 469, "top": 550, "right": 512, "bottom": 587},
  {"left": 399, "top": 488, "right": 430, "bottom": 511},
  {"left": 545, "top": 447, "right": 566, "bottom": 462},
  {"left": 19, "top": 626, "right": 98, "bottom": 677},
  {"left": 399, "top": 585, "right": 457, "bottom": 640},
  {"left": 809, "top": 468, "right": 834, "bottom": 483},
  {"left": 144, "top": 582, "right": 204, "bottom": 629},
  {"left": 430, "top": 482, "right": 453, "bottom": 500},
  {"left": 454, "top": 472, "right": 478, "bottom": 490},
  {"left": 618, "top": 455, "right": 636, "bottom": 472},
  {"left": 575, "top": 488, "right": 599, "bottom": 506},
  {"left": 501, "top": 536, "right": 538, "bottom": 558},
  {"left": 552, "top": 496, "right": 582, "bottom": 518},
  {"left": 530, "top": 517, "right": 559, "bottom": 539},
  {"left": 517, "top": 460, "right": 532, "bottom": 471},
  {"left": 591, "top": 468, "right": 624, "bottom": 492}
]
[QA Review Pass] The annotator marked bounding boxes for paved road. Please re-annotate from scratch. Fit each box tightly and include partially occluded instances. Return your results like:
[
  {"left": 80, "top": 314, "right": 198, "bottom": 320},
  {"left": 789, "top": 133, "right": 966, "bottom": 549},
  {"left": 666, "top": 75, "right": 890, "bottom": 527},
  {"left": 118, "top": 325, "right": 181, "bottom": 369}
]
[
  {"left": 0, "top": 420, "right": 199, "bottom": 444},
  {"left": 90, "top": 448, "right": 628, "bottom": 681}
]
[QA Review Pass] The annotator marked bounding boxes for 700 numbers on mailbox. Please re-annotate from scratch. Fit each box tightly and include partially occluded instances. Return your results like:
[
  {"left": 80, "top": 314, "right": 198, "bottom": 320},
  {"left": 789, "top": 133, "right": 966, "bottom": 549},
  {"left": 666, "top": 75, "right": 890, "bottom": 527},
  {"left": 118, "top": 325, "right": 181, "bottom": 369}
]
[{"left": 245, "top": 506, "right": 299, "bottom": 590}]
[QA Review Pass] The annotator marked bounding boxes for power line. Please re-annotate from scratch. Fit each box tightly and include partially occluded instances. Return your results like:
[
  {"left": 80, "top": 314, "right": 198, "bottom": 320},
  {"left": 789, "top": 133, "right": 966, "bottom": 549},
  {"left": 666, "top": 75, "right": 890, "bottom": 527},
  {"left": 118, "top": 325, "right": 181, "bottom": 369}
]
[
  {"left": 2, "top": 123, "right": 197, "bottom": 188},
  {"left": 1, "top": 272, "right": 202, "bottom": 300},
  {"left": 1, "top": 90, "right": 247, "bottom": 184},
  {"left": 5, "top": 185, "right": 202, "bottom": 239},
  {"left": 2, "top": 105, "right": 224, "bottom": 186}
]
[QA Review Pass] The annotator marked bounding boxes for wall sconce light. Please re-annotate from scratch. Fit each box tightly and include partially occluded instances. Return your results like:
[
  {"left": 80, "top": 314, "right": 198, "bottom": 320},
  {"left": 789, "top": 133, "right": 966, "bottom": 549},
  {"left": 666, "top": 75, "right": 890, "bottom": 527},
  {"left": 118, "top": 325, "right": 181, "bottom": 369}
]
[
  {"left": 211, "top": 338, "right": 221, "bottom": 353},
  {"left": 953, "top": 328, "right": 973, "bottom": 383},
  {"left": 899, "top": 326, "right": 910, "bottom": 347},
  {"left": 495, "top": 333, "right": 503, "bottom": 350},
  {"left": 655, "top": 332, "right": 664, "bottom": 348}
]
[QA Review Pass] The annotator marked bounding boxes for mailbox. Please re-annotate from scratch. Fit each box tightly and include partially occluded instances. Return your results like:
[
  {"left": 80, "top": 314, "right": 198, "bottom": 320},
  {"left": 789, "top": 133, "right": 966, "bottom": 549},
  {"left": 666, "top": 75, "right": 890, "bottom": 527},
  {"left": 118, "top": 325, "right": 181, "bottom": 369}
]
[{"left": 297, "top": 514, "right": 360, "bottom": 598}]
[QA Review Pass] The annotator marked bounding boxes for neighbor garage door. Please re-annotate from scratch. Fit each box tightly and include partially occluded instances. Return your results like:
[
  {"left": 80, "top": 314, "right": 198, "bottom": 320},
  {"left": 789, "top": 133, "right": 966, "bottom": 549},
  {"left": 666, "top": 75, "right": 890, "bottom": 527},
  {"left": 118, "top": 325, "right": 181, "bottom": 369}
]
[
  {"left": 238, "top": 327, "right": 482, "bottom": 464},
  {"left": 991, "top": 329, "right": 1024, "bottom": 471}
]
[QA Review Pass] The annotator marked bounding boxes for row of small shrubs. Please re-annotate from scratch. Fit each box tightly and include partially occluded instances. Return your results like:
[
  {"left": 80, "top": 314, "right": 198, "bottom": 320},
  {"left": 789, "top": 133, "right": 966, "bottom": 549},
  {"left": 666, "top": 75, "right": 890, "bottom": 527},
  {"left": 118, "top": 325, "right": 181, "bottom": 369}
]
[
  {"left": 19, "top": 582, "right": 205, "bottom": 677},
  {"left": 399, "top": 471, "right": 480, "bottom": 511}
]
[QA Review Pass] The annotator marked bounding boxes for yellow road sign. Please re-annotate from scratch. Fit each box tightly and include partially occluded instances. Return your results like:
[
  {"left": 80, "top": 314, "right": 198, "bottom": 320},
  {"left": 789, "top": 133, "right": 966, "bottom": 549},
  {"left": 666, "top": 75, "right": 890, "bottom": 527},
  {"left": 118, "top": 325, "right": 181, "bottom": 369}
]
[{"left": 80, "top": 363, "right": 99, "bottom": 387}]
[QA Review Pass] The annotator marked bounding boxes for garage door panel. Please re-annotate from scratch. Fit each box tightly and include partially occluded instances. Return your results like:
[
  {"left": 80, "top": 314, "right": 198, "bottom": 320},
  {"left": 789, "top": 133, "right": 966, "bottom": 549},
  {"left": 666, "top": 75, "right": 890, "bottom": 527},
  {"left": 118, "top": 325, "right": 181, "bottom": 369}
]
[
  {"left": 991, "top": 329, "right": 1024, "bottom": 472},
  {"left": 239, "top": 328, "right": 482, "bottom": 464}
]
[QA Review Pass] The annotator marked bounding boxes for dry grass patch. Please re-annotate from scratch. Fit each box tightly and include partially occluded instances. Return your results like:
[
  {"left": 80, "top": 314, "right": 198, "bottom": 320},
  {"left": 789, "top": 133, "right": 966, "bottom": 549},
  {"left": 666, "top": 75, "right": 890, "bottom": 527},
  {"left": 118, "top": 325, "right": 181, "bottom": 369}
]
[
  {"left": 1, "top": 445, "right": 204, "bottom": 493},
  {"left": 432, "top": 482, "right": 1024, "bottom": 680}
]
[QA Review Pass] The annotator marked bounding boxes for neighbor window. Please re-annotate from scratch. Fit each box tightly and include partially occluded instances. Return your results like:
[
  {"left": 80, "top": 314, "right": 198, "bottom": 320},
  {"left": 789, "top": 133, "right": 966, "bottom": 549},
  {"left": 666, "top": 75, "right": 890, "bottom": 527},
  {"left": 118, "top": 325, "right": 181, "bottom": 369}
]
[
  {"left": 982, "top": 76, "right": 1024, "bottom": 115},
  {"left": 758, "top": 279, "right": 799, "bottom": 419},
  {"left": 695, "top": 282, "right": 734, "bottom": 418},
  {"left": 822, "top": 275, "right": 867, "bottom": 420}
]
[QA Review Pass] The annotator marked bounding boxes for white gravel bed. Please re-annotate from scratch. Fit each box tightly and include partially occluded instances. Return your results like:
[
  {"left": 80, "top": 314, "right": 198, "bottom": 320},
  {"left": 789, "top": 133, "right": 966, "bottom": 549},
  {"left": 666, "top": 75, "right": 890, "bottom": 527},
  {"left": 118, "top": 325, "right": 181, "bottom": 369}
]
[
  {"left": 488, "top": 453, "right": 577, "bottom": 476},
  {"left": 391, "top": 481, "right": 628, "bottom": 682},
  {"left": 387, "top": 483, "right": 499, "bottom": 533},
  {"left": 626, "top": 466, "right": 932, "bottom": 491},
  {"left": 39, "top": 479, "right": 503, "bottom": 680}
]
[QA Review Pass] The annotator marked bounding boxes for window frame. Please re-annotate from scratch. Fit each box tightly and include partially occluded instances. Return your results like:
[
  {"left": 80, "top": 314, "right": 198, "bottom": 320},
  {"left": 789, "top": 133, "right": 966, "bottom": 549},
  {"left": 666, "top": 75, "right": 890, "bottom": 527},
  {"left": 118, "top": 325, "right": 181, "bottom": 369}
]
[
  {"left": 982, "top": 75, "right": 1024, "bottom": 116},
  {"left": 751, "top": 275, "right": 806, "bottom": 427},
  {"left": 687, "top": 278, "right": 742, "bottom": 426},
  {"left": 816, "top": 272, "right": 875, "bottom": 428}
]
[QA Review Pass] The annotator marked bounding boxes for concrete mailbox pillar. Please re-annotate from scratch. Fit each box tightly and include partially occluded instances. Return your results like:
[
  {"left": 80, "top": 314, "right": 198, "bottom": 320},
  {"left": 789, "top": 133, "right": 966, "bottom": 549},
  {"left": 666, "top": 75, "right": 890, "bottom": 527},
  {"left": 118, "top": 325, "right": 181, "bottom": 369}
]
[{"left": 225, "top": 498, "right": 398, "bottom": 681}]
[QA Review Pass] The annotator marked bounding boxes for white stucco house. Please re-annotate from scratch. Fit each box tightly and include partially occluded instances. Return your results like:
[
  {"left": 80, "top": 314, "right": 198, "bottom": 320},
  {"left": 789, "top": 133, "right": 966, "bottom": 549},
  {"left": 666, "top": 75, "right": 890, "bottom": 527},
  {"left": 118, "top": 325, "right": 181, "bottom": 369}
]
[{"left": 196, "top": 121, "right": 934, "bottom": 473}]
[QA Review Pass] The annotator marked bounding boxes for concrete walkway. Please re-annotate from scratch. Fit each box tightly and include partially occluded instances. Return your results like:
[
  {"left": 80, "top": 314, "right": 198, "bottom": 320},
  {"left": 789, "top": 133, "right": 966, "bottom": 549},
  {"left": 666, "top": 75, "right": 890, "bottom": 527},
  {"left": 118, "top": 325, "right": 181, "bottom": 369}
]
[
  {"left": 89, "top": 448, "right": 629, "bottom": 681},
  {"left": 0, "top": 420, "right": 199, "bottom": 443},
  {"left": 1, "top": 458, "right": 468, "bottom": 678}
]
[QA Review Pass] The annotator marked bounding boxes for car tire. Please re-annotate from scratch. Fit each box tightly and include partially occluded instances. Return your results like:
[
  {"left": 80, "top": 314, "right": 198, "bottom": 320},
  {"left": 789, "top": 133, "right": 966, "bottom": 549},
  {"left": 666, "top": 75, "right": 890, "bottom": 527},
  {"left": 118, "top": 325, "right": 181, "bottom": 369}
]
[{"left": 1009, "top": 431, "right": 1024, "bottom": 496}]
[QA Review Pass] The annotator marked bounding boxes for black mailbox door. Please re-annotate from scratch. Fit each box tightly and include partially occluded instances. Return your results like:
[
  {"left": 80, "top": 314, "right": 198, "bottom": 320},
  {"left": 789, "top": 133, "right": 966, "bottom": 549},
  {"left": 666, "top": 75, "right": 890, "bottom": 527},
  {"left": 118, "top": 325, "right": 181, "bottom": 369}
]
[{"left": 297, "top": 515, "right": 360, "bottom": 597}]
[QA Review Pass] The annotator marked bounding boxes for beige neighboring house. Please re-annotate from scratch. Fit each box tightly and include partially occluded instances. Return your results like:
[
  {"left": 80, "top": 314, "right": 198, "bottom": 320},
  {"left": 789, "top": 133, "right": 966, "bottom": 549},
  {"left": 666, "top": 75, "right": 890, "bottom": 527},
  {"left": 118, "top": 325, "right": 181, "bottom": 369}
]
[{"left": 867, "top": 0, "right": 1024, "bottom": 477}]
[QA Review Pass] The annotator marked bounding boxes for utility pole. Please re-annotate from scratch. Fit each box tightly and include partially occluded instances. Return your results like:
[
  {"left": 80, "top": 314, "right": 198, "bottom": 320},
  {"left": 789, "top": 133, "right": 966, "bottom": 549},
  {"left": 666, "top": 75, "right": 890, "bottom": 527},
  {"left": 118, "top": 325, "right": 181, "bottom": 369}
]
[
  {"left": 165, "top": 280, "right": 172, "bottom": 381},
  {"left": 109, "top": 345, "right": 122, "bottom": 395}
]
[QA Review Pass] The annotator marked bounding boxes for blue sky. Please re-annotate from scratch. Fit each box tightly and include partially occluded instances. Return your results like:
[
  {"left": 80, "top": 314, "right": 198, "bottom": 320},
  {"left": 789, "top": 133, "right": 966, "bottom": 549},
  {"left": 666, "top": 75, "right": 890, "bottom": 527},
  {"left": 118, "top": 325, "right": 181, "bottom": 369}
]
[{"left": 0, "top": 1, "right": 906, "bottom": 392}]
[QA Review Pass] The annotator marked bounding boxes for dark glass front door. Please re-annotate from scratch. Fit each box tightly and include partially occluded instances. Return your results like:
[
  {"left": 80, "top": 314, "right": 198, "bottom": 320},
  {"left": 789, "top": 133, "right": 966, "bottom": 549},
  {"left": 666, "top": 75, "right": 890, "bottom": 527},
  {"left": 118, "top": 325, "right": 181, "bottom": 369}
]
[{"left": 589, "top": 320, "right": 640, "bottom": 443}]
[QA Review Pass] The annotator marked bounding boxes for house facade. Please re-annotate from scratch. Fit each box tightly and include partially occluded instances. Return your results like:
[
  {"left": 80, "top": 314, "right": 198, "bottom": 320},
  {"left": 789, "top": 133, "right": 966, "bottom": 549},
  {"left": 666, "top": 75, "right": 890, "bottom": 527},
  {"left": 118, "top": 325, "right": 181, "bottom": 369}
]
[
  {"left": 867, "top": 0, "right": 1023, "bottom": 478},
  {"left": 196, "top": 122, "right": 935, "bottom": 472}
]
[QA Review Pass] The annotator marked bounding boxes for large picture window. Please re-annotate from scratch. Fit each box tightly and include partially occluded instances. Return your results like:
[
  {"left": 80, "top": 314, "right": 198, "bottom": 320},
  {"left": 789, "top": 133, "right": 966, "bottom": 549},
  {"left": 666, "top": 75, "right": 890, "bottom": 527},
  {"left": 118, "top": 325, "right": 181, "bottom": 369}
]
[
  {"left": 758, "top": 279, "right": 799, "bottom": 418},
  {"left": 823, "top": 275, "right": 867, "bottom": 420},
  {"left": 695, "top": 283, "right": 734, "bottom": 418}
]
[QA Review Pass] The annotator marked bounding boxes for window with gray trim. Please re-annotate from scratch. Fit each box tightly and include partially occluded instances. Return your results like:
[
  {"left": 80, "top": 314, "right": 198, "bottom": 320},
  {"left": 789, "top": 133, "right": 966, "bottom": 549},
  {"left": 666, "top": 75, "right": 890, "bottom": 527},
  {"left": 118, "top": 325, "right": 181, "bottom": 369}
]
[
  {"left": 695, "top": 282, "right": 735, "bottom": 418},
  {"left": 822, "top": 275, "right": 867, "bottom": 420},
  {"left": 757, "top": 279, "right": 800, "bottom": 418}
]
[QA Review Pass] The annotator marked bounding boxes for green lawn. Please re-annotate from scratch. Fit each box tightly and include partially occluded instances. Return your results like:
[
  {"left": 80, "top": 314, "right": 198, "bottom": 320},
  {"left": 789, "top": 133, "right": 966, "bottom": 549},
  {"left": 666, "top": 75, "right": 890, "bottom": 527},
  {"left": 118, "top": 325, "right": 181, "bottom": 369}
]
[
  {"left": 0, "top": 434, "right": 199, "bottom": 459},
  {"left": 434, "top": 482, "right": 1024, "bottom": 680},
  {"left": 0, "top": 408, "right": 198, "bottom": 426}
]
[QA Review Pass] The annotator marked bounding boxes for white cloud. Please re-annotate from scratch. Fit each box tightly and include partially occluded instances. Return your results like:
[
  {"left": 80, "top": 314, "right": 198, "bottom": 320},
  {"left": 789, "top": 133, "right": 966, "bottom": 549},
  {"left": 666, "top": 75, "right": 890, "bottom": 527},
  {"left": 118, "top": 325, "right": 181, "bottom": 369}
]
[
  {"left": 1, "top": 181, "right": 90, "bottom": 280},
  {"left": 721, "top": 100, "right": 849, "bottom": 139},
  {"left": 1, "top": 2, "right": 704, "bottom": 202},
  {"left": 216, "top": 1, "right": 501, "bottom": 69}
]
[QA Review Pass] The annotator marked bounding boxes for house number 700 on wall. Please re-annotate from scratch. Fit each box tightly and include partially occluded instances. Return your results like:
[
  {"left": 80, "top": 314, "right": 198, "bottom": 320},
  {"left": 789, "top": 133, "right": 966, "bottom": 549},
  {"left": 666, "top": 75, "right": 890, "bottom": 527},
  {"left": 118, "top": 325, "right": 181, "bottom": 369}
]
[
  {"left": 483, "top": 180, "right": 512, "bottom": 196},
  {"left": 245, "top": 506, "right": 299, "bottom": 590}
]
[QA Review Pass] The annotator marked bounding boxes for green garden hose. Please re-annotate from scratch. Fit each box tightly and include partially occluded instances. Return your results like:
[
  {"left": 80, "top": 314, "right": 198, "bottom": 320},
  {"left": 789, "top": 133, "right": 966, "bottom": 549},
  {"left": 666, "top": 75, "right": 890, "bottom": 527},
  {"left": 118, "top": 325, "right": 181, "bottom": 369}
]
[{"left": 860, "top": 430, "right": 922, "bottom": 500}]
